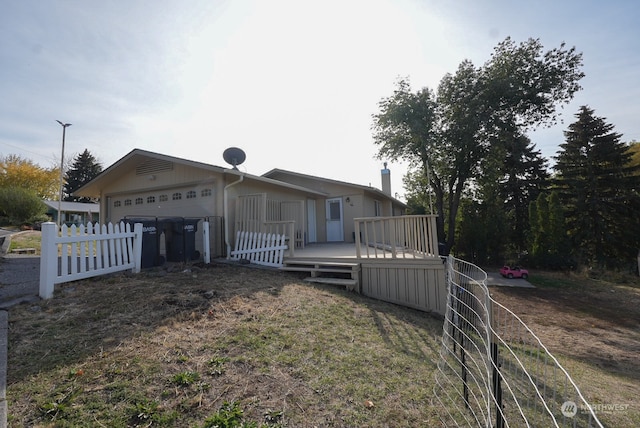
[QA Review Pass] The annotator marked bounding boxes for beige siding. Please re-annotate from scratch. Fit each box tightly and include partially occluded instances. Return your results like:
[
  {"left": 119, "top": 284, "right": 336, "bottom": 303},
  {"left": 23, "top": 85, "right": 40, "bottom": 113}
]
[{"left": 361, "top": 259, "right": 447, "bottom": 315}]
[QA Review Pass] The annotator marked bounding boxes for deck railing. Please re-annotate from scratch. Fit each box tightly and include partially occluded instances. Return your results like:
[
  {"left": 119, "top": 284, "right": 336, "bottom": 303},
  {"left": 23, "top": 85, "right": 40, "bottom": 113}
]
[{"left": 354, "top": 215, "right": 439, "bottom": 259}]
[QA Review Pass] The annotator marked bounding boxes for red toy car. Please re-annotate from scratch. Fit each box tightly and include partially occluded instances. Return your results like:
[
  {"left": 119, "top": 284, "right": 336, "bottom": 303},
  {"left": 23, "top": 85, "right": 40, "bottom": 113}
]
[{"left": 500, "top": 266, "right": 529, "bottom": 279}]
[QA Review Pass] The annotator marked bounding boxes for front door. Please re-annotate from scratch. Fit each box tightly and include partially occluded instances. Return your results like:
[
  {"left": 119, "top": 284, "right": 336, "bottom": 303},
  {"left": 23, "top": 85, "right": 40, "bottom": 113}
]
[{"left": 325, "top": 198, "right": 343, "bottom": 242}]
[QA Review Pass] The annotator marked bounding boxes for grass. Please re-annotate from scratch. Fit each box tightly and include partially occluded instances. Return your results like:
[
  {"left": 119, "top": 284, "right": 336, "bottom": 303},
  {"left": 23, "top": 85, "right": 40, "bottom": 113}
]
[
  {"left": 6, "top": 230, "right": 41, "bottom": 255},
  {"left": 489, "top": 269, "right": 640, "bottom": 427},
  {"left": 5, "top": 232, "right": 638, "bottom": 425},
  {"left": 7, "top": 264, "right": 445, "bottom": 427}
]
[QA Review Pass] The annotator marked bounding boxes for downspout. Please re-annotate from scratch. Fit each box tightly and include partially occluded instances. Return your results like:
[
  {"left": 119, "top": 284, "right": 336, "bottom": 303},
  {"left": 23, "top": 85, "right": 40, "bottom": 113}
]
[{"left": 224, "top": 172, "right": 244, "bottom": 258}]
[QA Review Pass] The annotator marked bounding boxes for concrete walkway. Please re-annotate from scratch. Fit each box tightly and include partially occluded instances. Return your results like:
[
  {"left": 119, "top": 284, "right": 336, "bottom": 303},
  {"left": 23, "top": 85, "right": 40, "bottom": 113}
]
[
  {"left": 0, "top": 233, "right": 41, "bottom": 427},
  {"left": 0, "top": 255, "right": 40, "bottom": 308},
  {"left": 0, "top": 229, "right": 40, "bottom": 308}
]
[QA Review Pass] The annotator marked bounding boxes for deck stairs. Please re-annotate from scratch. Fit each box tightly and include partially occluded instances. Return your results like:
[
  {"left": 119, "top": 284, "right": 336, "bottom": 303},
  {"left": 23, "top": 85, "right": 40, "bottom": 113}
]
[{"left": 280, "top": 258, "right": 361, "bottom": 292}]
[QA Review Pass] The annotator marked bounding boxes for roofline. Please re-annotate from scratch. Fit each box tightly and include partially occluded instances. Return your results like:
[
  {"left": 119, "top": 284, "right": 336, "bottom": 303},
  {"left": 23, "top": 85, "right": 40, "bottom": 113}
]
[
  {"left": 75, "top": 149, "right": 328, "bottom": 198},
  {"left": 74, "top": 148, "right": 229, "bottom": 195},
  {"left": 262, "top": 168, "right": 407, "bottom": 207},
  {"left": 222, "top": 168, "right": 328, "bottom": 196}
]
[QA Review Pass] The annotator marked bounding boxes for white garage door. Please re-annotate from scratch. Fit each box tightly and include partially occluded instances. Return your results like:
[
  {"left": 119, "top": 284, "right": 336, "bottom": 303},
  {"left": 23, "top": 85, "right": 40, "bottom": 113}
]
[{"left": 109, "top": 186, "right": 215, "bottom": 223}]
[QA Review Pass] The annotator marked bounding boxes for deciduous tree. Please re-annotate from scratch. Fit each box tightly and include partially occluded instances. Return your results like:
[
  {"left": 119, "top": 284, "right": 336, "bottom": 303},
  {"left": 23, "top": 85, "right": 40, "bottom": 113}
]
[
  {"left": 373, "top": 37, "right": 583, "bottom": 254},
  {"left": 0, "top": 154, "right": 59, "bottom": 199}
]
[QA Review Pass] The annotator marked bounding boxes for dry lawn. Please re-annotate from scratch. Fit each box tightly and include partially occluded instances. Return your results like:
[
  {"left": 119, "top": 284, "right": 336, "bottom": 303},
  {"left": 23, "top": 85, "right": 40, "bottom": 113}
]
[
  {"left": 489, "top": 270, "right": 640, "bottom": 427},
  {"left": 7, "top": 263, "right": 445, "bottom": 427},
  {"left": 5, "top": 237, "right": 640, "bottom": 426}
]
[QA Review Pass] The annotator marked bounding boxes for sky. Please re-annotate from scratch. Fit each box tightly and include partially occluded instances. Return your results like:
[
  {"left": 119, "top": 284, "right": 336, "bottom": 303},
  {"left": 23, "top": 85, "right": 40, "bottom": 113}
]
[{"left": 1, "top": 0, "right": 639, "bottom": 201}]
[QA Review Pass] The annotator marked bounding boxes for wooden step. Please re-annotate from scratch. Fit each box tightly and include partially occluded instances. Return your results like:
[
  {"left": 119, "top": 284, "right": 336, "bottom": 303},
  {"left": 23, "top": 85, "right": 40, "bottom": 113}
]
[
  {"left": 280, "top": 266, "right": 358, "bottom": 274},
  {"left": 303, "top": 277, "right": 359, "bottom": 292},
  {"left": 282, "top": 260, "right": 359, "bottom": 268},
  {"left": 281, "top": 260, "right": 361, "bottom": 292}
]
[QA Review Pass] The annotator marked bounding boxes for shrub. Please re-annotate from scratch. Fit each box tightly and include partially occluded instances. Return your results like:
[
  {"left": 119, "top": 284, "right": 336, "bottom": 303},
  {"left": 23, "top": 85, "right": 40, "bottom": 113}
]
[{"left": 0, "top": 186, "right": 47, "bottom": 226}]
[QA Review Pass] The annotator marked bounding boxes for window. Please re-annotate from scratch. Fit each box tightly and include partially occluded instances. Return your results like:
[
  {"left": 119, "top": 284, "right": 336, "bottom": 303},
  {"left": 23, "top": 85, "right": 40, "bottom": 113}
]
[
  {"left": 114, "top": 200, "right": 121, "bottom": 207},
  {"left": 135, "top": 197, "right": 143, "bottom": 205},
  {"left": 159, "top": 194, "right": 168, "bottom": 202},
  {"left": 329, "top": 201, "right": 341, "bottom": 220},
  {"left": 374, "top": 200, "right": 382, "bottom": 217},
  {"left": 124, "top": 199, "right": 132, "bottom": 206},
  {"left": 172, "top": 192, "right": 182, "bottom": 200},
  {"left": 201, "top": 188, "right": 212, "bottom": 197},
  {"left": 186, "top": 190, "right": 196, "bottom": 199},
  {"left": 147, "top": 196, "right": 156, "bottom": 204}
]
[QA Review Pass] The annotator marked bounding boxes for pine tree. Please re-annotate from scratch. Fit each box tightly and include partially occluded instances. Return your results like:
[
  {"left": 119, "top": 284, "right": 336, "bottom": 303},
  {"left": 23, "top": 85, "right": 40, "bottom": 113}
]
[
  {"left": 497, "top": 133, "right": 549, "bottom": 253},
  {"left": 554, "top": 106, "right": 640, "bottom": 268},
  {"left": 63, "top": 149, "right": 102, "bottom": 202}
]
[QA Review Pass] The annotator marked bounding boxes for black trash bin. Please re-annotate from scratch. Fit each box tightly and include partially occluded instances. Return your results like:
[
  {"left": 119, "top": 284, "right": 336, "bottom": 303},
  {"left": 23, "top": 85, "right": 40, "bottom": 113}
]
[
  {"left": 123, "top": 217, "right": 159, "bottom": 268},
  {"left": 183, "top": 218, "right": 200, "bottom": 261},
  {"left": 159, "top": 217, "right": 183, "bottom": 263},
  {"left": 159, "top": 217, "right": 201, "bottom": 263}
]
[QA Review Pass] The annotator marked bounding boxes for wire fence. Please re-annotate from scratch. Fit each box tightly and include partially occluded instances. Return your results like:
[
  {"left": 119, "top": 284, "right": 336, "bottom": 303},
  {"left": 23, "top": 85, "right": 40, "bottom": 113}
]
[{"left": 434, "top": 255, "right": 603, "bottom": 427}]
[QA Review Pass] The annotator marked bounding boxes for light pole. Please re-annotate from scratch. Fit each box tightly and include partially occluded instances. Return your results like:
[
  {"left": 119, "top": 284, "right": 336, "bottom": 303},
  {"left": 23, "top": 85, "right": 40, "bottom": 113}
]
[{"left": 56, "top": 120, "right": 71, "bottom": 227}]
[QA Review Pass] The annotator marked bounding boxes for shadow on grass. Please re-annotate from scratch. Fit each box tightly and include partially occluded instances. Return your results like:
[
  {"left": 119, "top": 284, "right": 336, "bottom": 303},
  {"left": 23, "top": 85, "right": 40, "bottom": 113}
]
[
  {"left": 8, "top": 262, "right": 445, "bottom": 382},
  {"left": 8, "top": 263, "right": 289, "bottom": 381}
]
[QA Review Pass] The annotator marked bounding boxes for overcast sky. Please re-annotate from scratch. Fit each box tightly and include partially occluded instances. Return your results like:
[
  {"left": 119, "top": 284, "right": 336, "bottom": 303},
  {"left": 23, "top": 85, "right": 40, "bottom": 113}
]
[{"left": 1, "top": 0, "right": 638, "bottom": 200}]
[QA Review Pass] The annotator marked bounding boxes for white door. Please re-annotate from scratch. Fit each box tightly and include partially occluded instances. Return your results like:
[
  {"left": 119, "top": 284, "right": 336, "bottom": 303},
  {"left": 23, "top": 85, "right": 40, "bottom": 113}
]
[{"left": 325, "top": 198, "right": 343, "bottom": 242}]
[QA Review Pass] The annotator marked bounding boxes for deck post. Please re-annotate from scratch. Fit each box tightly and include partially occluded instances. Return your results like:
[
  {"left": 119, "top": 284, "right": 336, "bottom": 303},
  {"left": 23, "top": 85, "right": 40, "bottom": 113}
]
[{"left": 354, "top": 219, "right": 362, "bottom": 259}]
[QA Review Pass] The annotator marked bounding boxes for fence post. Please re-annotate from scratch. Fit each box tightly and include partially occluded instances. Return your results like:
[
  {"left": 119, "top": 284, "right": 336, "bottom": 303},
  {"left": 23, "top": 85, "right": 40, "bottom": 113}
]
[
  {"left": 39, "top": 222, "right": 58, "bottom": 299},
  {"left": 132, "top": 223, "right": 143, "bottom": 274},
  {"left": 203, "top": 221, "right": 211, "bottom": 264}
]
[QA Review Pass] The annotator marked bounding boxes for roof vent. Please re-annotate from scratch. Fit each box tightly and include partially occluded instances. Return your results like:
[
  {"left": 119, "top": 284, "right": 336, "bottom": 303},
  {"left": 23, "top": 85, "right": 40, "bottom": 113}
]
[{"left": 136, "top": 158, "right": 173, "bottom": 175}]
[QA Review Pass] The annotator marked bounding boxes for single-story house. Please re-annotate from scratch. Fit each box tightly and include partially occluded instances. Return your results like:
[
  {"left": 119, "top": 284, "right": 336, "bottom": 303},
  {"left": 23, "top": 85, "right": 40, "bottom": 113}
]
[
  {"left": 43, "top": 200, "right": 100, "bottom": 226},
  {"left": 74, "top": 149, "right": 406, "bottom": 260}
]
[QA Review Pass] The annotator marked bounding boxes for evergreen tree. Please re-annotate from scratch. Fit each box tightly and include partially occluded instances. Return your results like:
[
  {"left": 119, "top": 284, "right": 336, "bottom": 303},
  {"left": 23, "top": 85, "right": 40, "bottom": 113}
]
[
  {"left": 554, "top": 106, "right": 640, "bottom": 268},
  {"left": 63, "top": 149, "right": 102, "bottom": 202},
  {"left": 547, "top": 191, "right": 570, "bottom": 268},
  {"left": 530, "top": 192, "right": 549, "bottom": 265},
  {"left": 505, "top": 136, "right": 548, "bottom": 246}
]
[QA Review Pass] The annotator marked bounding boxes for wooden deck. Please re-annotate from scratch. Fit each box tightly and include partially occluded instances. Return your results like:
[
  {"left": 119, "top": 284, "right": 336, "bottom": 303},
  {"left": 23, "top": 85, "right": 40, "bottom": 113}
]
[
  {"left": 284, "top": 243, "right": 362, "bottom": 259},
  {"left": 281, "top": 242, "right": 447, "bottom": 316}
]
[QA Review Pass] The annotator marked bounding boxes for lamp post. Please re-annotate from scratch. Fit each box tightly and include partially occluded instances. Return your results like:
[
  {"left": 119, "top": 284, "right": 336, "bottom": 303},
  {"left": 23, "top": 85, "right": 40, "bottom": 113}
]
[{"left": 56, "top": 120, "right": 71, "bottom": 227}]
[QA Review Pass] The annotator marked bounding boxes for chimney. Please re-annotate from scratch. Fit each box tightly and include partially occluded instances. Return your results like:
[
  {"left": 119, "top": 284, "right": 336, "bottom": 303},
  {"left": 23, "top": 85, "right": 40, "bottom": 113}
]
[{"left": 381, "top": 162, "right": 391, "bottom": 196}]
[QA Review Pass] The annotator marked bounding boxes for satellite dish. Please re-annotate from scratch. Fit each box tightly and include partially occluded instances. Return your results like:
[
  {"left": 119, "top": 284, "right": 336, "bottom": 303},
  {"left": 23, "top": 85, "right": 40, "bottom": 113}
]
[{"left": 223, "top": 147, "right": 246, "bottom": 170}]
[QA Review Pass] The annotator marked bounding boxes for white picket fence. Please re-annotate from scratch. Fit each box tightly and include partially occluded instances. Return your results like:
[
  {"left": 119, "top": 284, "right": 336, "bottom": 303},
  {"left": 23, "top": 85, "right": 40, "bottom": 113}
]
[
  {"left": 39, "top": 221, "right": 143, "bottom": 299},
  {"left": 230, "top": 230, "right": 288, "bottom": 267}
]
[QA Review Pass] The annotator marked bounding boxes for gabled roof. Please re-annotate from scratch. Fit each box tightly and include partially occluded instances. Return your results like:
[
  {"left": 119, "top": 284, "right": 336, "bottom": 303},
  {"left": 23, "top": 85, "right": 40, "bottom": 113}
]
[
  {"left": 74, "top": 149, "right": 228, "bottom": 196},
  {"left": 75, "top": 149, "right": 327, "bottom": 198},
  {"left": 262, "top": 168, "right": 407, "bottom": 206}
]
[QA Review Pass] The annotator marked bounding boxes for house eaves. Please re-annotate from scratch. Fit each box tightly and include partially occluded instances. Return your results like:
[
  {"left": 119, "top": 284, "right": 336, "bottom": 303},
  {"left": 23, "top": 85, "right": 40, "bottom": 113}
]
[
  {"left": 74, "top": 149, "right": 228, "bottom": 197},
  {"left": 262, "top": 168, "right": 407, "bottom": 207},
  {"left": 43, "top": 200, "right": 100, "bottom": 213},
  {"left": 222, "top": 168, "right": 327, "bottom": 197},
  {"left": 75, "top": 149, "right": 327, "bottom": 198}
]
